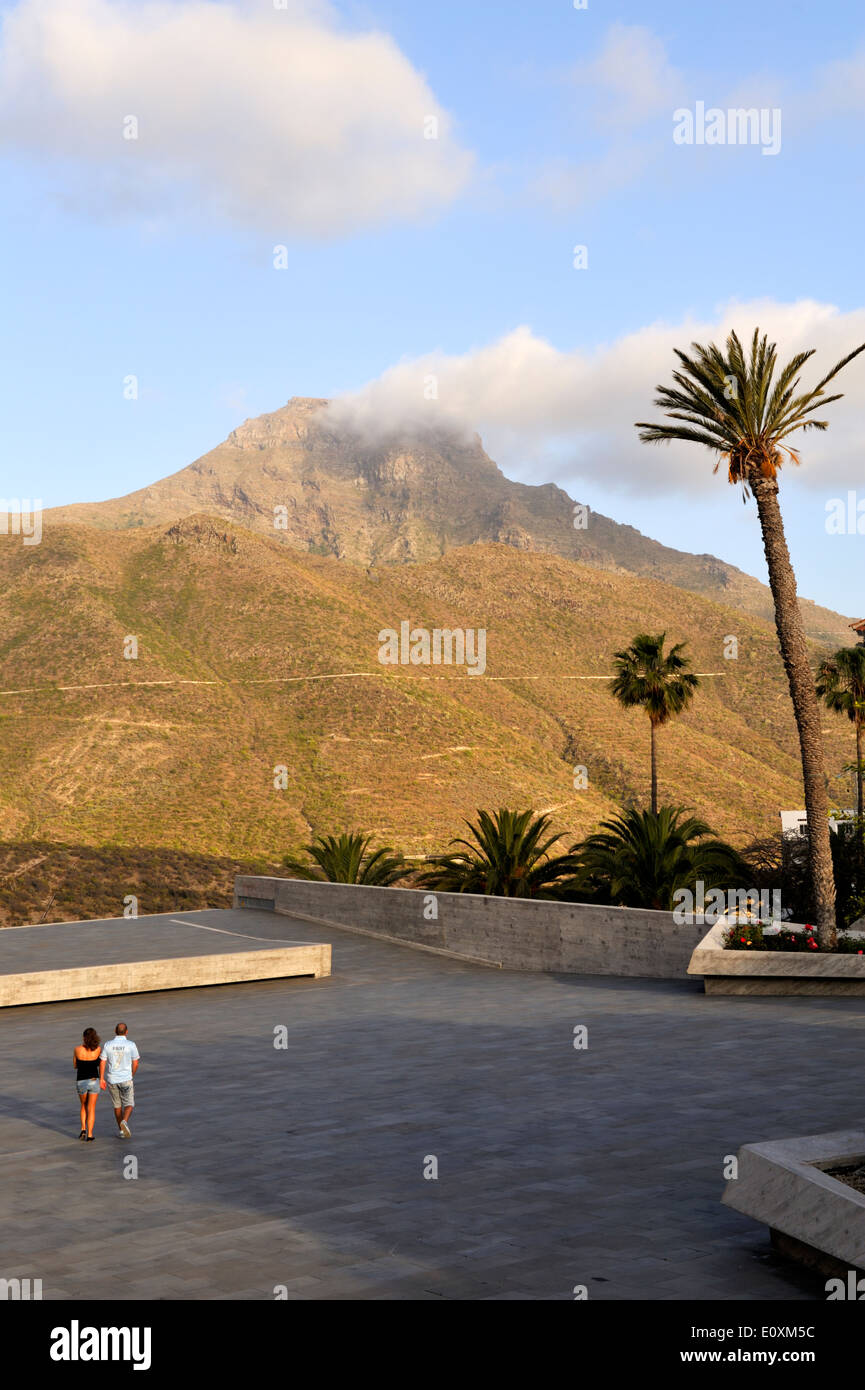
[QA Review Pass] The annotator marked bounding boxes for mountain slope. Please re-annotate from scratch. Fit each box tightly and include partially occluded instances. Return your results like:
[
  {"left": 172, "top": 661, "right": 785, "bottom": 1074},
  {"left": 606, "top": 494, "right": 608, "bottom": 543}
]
[
  {"left": 43, "top": 397, "right": 853, "bottom": 647},
  {"left": 0, "top": 515, "right": 855, "bottom": 861}
]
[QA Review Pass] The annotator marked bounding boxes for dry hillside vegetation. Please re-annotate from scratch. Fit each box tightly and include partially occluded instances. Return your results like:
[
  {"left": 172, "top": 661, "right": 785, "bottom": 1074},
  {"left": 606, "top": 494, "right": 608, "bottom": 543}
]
[{"left": 0, "top": 515, "right": 853, "bottom": 874}]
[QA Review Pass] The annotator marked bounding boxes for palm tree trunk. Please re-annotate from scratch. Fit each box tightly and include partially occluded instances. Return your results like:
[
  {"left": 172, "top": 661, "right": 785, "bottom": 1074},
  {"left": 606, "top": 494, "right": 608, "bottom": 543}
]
[
  {"left": 753, "top": 476, "right": 836, "bottom": 948},
  {"left": 857, "top": 718, "right": 864, "bottom": 824},
  {"left": 650, "top": 720, "right": 658, "bottom": 815}
]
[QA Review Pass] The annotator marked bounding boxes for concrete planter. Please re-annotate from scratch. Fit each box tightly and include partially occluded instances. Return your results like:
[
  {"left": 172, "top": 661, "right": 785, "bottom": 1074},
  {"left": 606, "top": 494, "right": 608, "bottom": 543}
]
[
  {"left": 688, "top": 920, "right": 865, "bottom": 995},
  {"left": 723, "top": 1130, "right": 865, "bottom": 1275}
]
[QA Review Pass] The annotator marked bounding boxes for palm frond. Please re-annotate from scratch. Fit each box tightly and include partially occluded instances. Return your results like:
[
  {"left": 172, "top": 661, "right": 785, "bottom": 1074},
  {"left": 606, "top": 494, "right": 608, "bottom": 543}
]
[{"left": 635, "top": 328, "right": 865, "bottom": 489}]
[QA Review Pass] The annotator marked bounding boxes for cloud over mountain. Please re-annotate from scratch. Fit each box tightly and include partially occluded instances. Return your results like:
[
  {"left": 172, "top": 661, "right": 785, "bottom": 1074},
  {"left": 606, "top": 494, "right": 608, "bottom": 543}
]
[{"left": 327, "top": 298, "right": 865, "bottom": 497}]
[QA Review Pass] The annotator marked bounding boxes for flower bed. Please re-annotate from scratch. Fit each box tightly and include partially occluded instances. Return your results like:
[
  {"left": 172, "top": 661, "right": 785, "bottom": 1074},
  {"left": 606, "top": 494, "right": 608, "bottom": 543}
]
[
  {"left": 722, "top": 922, "right": 865, "bottom": 953},
  {"left": 689, "top": 919, "right": 865, "bottom": 993}
]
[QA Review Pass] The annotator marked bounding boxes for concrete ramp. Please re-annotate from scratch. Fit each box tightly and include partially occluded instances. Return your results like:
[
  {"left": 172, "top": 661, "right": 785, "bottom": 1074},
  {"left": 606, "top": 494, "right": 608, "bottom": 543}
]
[{"left": 0, "top": 912, "right": 331, "bottom": 1007}]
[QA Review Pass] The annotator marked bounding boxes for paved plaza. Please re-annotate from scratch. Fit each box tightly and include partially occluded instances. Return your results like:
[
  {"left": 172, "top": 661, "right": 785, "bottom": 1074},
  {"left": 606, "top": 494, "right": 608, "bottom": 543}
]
[{"left": 1, "top": 907, "right": 863, "bottom": 1300}]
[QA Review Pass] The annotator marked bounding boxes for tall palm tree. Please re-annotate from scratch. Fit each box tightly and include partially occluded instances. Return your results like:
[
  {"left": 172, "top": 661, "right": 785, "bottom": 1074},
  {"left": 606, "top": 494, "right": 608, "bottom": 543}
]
[
  {"left": 418, "top": 807, "right": 576, "bottom": 897},
  {"left": 636, "top": 328, "right": 865, "bottom": 949},
  {"left": 816, "top": 645, "right": 865, "bottom": 822},
  {"left": 566, "top": 805, "right": 747, "bottom": 911},
  {"left": 283, "top": 831, "right": 406, "bottom": 885},
  {"left": 610, "top": 632, "right": 699, "bottom": 814}
]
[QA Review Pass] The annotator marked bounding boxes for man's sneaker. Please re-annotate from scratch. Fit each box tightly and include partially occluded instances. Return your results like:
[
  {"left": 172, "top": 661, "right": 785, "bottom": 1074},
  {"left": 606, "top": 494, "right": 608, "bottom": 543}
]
[{"left": 120, "top": 1120, "right": 131, "bottom": 1138}]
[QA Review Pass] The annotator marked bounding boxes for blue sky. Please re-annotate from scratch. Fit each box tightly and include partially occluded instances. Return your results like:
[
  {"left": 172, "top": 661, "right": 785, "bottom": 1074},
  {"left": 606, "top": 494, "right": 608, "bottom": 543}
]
[{"left": 1, "top": 0, "right": 864, "bottom": 612}]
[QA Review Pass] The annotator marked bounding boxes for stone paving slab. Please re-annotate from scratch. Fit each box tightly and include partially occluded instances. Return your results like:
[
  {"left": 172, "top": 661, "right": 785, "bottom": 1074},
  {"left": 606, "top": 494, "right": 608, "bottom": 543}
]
[{"left": 1, "top": 907, "right": 864, "bottom": 1300}]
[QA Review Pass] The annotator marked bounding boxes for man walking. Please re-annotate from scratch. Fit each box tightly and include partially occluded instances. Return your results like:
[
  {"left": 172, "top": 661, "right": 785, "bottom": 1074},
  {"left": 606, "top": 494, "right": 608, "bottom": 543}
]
[{"left": 99, "top": 1022, "right": 140, "bottom": 1138}]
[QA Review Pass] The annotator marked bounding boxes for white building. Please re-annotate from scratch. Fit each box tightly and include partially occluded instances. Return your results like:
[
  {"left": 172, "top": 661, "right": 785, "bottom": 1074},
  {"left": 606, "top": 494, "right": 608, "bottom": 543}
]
[{"left": 780, "top": 810, "right": 856, "bottom": 839}]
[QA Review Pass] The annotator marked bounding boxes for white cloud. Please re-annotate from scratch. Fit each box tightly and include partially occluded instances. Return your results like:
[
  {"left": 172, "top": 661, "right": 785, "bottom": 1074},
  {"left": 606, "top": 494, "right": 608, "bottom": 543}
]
[
  {"left": 528, "top": 140, "right": 655, "bottom": 211},
  {"left": 533, "top": 23, "right": 803, "bottom": 211},
  {"left": 327, "top": 299, "right": 865, "bottom": 498},
  {"left": 0, "top": 0, "right": 473, "bottom": 235},
  {"left": 527, "top": 25, "right": 686, "bottom": 212},
  {"left": 808, "top": 45, "right": 865, "bottom": 118},
  {"left": 576, "top": 22, "right": 684, "bottom": 131}
]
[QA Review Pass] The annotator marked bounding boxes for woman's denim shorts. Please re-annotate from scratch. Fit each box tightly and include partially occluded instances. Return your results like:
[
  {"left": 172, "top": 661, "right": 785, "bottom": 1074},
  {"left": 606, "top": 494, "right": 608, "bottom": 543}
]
[{"left": 76, "top": 1078, "right": 99, "bottom": 1096}]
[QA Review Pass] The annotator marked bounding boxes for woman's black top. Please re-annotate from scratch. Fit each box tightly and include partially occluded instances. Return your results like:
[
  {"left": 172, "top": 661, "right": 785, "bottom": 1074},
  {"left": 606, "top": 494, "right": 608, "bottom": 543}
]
[{"left": 76, "top": 1055, "right": 99, "bottom": 1080}]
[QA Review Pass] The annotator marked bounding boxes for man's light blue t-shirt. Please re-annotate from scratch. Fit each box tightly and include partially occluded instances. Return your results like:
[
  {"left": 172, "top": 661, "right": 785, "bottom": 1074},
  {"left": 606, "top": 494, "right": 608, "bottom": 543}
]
[{"left": 100, "top": 1036, "right": 139, "bottom": 1083}]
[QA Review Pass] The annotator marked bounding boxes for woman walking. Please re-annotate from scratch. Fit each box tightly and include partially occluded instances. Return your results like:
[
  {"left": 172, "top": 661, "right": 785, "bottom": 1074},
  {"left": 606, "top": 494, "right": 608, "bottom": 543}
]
[{"left": 73, "top": 1028, "right": 101, "bottom": 1141}]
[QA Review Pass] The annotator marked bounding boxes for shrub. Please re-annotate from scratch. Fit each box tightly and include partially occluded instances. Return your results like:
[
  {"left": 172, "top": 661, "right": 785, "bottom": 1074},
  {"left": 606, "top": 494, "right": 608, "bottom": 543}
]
[
  {"left": 418, "top": 808, "right": 576, "bottom": 898},
  {"left": 564, "top": 805, "right": 746, "bottom": 911}
]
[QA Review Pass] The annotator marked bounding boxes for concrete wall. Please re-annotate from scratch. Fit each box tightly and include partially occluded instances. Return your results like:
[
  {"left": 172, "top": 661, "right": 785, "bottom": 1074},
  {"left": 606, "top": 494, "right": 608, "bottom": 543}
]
[
  {"left": 234, "top": 876, "right": 704, "bottom": 979},
  {"left": 0, "top": 943, "right": 330, "bottom": 1008}
]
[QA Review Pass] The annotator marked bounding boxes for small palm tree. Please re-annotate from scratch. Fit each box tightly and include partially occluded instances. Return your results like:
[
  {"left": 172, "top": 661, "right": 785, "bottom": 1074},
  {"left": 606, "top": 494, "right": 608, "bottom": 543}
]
[
  {"left": 636, "top": 328, "right": 865, "bottom": 949},
  {"left": 610, "top": 633, "right": 699, "bottom": 814},
  {"left": 567, "top": 805, "right": 747, "bottom": 911},
  {"left": 283, "top": 832, "right": 406, "bottom": 885},
  {"left": 418, "top": 807, "right": 576, "bottom": 897},
  {"left": 816, "top": 646, "right": 865, "bottom": 823}
]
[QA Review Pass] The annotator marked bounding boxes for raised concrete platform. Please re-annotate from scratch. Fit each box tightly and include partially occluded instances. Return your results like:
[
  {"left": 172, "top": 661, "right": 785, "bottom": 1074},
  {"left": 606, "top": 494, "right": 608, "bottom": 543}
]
[
  {"left": 722, "top": 1130, "right": 865, "bottom": 1272},
  {"left": 0, "top": 913, "right": 331, "bottom": 1007},
  {"left": 688, "top": 919, "right": 865, "bottom": 995}
]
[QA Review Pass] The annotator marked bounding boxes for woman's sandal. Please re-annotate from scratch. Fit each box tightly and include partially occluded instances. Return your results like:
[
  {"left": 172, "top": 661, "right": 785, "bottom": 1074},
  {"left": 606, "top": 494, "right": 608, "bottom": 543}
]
[
  {"left": 86, "top": 1137, "right": 94, "bottom": 1142},
  {"left": 78, "top": 1130, "right": 86, "bottom": 1140}
]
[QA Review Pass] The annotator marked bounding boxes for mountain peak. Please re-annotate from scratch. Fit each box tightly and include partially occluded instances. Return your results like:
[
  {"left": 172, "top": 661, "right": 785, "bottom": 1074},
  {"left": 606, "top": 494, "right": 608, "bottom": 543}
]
[
  {"left": 41, "top": 396, "right": 853, "bottom": 646},
  {"left": 228, "top": 395, "right": 330, "bottom": 449},
  {"left": 286, "top": 396, "right": 330, "bottom": 410}
]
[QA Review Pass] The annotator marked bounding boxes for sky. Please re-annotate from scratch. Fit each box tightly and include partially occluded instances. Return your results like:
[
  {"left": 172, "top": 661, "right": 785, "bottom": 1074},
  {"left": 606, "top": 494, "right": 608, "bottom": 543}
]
[{"left": 1, "top": 0, "right": 864, "bottom": 612}]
